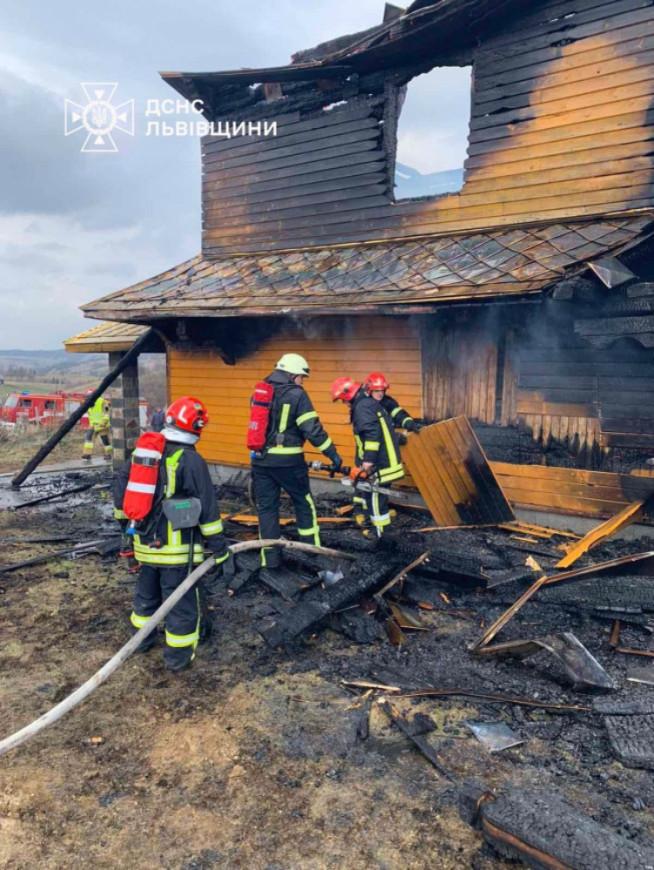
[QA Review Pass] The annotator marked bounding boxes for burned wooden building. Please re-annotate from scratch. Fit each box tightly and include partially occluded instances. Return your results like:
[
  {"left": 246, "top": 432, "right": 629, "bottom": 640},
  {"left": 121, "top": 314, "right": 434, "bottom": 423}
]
[{"left": 73, "top": 0, "right": 654, "bottom": 518}]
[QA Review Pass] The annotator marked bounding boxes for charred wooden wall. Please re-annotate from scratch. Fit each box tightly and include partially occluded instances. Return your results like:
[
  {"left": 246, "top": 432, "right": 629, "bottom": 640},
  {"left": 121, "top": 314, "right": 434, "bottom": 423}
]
[
  {"left": 167, "top": 316, "right": 422, "bottom": 468},
  {"left": 202, "top": 0, "right": 654, "bottom": 255},
  {"left": 420, "top": 300, "right": 654, "bottom": 464}
]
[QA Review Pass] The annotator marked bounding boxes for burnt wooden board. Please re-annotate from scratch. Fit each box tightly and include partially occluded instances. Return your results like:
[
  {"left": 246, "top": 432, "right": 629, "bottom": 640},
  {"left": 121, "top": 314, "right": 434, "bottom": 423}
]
[
  {"left": 461, "top": 784, "right": 654, "bottom": 868},
  {"left": 403, "top": 417, "right": 515, "bottom": 527}
]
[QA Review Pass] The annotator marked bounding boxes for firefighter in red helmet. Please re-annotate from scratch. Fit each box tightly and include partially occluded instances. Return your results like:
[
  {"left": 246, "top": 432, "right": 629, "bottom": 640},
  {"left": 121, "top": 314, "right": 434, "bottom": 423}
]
[
  {"left": 331, "top": 377, "right": 404, "bottom": 536},
  {"left": 113, "top": 396, "right": 231, "bottom": 671},
  {"left": 364, "top": 372, "right": 423, "bottom": 433}
]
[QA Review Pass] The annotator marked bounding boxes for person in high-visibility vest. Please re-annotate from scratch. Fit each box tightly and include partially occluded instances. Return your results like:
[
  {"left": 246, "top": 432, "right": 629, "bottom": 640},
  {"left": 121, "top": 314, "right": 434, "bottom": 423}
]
[
  {"left": 113, "top": 396, "right": 231, "bottom": 671},
  {"left": 82, "top": 395, "right": 111, "bottom": 461},
  {"left": 331, "top": 376, "right": 405, "bottom": 537}
]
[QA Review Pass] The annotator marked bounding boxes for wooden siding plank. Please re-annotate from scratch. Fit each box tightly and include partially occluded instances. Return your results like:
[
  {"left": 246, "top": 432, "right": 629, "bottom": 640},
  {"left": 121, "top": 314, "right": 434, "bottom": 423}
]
[
  {"left": 476, "top": 11, "right": 654, "bottom": 82},
  {"left": 168, "top": 317, "right": 422, "bottom": 470},
  {"left": 203, "top": 159, "right": 386, "bottom": 198},
  {"left": 475, "top": 55, "right": 654, "bottom": 113},
  {"left": 471, "top": 78, "right": 654, "bottom": 135}
]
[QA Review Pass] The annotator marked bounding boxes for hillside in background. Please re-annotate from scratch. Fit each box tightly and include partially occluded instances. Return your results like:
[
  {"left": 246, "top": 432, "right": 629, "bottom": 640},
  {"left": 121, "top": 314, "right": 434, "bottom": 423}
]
[{"left": 0, "top": 350, "right": 166, "bottom": 408}]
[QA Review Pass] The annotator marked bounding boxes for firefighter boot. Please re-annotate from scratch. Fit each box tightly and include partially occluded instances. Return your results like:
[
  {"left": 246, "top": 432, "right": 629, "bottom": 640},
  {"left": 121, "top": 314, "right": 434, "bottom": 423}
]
[{"left": 164, "top": 648, "right": 195, "bottom": 672}]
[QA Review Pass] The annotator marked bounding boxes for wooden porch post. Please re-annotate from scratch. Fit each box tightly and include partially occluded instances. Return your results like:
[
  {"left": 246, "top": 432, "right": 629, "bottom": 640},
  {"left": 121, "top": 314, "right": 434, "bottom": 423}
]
[{"left": 109, "top": 350, "right": 140, "bottom": 469}]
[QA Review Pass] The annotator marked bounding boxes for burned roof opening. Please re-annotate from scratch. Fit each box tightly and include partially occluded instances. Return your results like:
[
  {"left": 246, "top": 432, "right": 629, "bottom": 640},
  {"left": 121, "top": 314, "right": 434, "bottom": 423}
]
[{"left": 393, "top": 66, "right": 472, "bottom": 201}]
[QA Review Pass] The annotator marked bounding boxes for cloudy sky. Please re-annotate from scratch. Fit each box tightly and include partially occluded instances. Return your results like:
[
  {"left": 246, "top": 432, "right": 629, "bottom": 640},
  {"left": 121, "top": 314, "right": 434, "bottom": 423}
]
[{"left": 0, "top": 1, "right": 471, "bottom": 350}]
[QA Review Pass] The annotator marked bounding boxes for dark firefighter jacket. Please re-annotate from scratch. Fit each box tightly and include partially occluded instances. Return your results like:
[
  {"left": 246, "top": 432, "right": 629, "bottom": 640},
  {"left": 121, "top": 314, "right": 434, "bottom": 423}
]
[
  {"left": 113, "top": 440, "right": 229, "bottom": 567},
  {"left": 380, "top": 394, "right": 415, "bottom": 430},
  {"left": 350, "top": 388, "right": 404, "bottom": 484},
  {"left": 252, "top": 370, "right": 338, "bottom": 468}
]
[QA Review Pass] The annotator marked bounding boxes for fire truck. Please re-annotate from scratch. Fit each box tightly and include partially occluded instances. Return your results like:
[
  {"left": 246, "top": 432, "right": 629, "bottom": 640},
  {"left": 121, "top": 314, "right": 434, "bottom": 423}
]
[{"left": 0, "top": 391, "right": 89, "bottom": 427}]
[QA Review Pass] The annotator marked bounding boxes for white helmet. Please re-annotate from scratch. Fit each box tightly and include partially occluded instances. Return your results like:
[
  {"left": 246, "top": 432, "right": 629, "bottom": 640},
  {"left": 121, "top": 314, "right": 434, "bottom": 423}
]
[{"left": 276, "top": 353, "right": 310, "bottom": 377}]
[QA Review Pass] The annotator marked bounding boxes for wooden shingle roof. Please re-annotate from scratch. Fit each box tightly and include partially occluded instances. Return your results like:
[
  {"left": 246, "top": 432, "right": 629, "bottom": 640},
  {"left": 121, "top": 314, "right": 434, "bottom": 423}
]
[
  {"left": 64, "top": 321, "right": 151, "bottom": 353},
  {"left": 82, "top": 215, "right": 654, "bottom": 322}
]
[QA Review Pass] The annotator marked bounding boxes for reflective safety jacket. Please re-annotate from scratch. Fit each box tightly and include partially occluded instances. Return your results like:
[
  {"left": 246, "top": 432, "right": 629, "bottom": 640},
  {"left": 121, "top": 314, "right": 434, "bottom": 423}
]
[
  {"left": 88, "top": 396, "right": 110, "bottom": 433},
  {"left": 251, "top": 370, "right": 338, "bottom": 468},
  {"left": 113, "top": 440, "right": 229, "bottom": 567},
  {"left": 350, "top": 388, "right": 404, "bottom": 484},
  {"left": 380, "top": 394, "right": 415, "bottom": 430}
]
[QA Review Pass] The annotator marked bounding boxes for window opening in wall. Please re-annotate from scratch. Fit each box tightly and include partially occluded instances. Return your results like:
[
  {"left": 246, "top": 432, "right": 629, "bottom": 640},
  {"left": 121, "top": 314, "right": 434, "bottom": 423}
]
[{"left": 394, "top": 66, "right": 472, "bottom": 200}]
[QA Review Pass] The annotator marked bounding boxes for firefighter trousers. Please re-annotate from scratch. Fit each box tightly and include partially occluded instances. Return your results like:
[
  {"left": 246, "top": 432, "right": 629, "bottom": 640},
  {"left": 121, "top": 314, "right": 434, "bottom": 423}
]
[
  {"left": 353, "top": 489, "right": 392, "bottom": 535},
  {"left": 83, "top": 428, "right": 111, "bottom": 457},
  {"left": 130, "top": 564, "right": 201, "bottom": 669},
  {"left": 251, "top": 464, "right": 320, "bottom": 567}
]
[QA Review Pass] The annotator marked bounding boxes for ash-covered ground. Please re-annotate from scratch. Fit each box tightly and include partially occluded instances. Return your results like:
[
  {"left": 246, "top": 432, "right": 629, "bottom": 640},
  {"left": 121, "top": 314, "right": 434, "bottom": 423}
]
[{"left": 2, "top": 469, "right": 654, "bottom": 868}]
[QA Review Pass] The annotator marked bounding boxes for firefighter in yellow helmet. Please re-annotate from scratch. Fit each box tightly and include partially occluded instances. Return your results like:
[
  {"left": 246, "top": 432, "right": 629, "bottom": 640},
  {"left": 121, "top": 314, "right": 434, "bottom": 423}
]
[{"left": 82, "top": 394, "right": 111, "bottom": 461}]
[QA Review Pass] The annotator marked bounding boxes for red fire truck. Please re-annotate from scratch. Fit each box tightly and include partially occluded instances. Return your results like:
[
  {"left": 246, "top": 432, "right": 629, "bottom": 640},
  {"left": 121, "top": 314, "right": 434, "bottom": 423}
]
[{"left": 0, "top": 391, "right": 89, "bottom": 427}]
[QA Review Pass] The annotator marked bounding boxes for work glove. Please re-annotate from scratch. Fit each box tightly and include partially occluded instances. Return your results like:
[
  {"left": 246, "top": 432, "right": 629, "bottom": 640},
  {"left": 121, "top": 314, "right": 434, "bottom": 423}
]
[
  {"left": 405, "top": 419, "right": 424, "bottom": 432},
  {"left": 325, "top": 446, "right": 343, "bottom": 471},
  {"left": 349, "top": 466, "right": 369, "bottom": 483}
]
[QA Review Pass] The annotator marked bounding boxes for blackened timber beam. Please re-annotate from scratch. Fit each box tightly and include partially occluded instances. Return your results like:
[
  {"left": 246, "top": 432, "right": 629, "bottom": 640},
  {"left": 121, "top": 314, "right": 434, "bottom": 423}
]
[{"left": 11, "top": 330, "right": 152, "bottom": 487}]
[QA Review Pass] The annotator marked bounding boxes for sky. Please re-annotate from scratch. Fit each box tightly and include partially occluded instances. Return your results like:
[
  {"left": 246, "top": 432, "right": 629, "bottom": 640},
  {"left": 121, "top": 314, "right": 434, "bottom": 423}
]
[{"left": 0, "top": 1, "right": 471, "bottom": 350}]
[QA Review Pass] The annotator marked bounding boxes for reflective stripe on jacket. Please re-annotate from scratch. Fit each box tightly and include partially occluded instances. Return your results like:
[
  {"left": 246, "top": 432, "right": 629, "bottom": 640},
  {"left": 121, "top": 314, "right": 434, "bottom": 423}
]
[
  {"left": 351, "top": 389, "right": 404, "bottom": 484},
  {"left": 380, "top": 394, "right": 414, "bottom": 430},
  {"left": 113, "top": 441, "right": 229, "bottom": 567},
  {"left": 251, "top": 370, "right": 336, "bottom": 467}
]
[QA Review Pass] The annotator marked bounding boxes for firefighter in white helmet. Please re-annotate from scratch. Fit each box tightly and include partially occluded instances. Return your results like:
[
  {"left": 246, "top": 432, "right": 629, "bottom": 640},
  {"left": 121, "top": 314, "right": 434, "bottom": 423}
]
[{"left": 250, "top": 353, "right": 342, "bottom": 575}]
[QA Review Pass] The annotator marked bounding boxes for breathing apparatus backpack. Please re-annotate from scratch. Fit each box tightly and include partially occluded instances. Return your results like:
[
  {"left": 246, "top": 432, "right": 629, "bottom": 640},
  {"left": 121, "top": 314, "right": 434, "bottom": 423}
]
[
  {"left": 246, "top": 381, "right": 275, "bottom": 455},
  {"left": 122, "top": 431, "right": 166, "bottom": 526}
]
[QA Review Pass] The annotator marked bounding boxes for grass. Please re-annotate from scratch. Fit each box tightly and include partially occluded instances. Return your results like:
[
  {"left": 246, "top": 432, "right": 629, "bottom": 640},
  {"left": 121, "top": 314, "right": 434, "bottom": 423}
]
[{"left": 0, "top": 426, "right": 88, "bottom": 474}]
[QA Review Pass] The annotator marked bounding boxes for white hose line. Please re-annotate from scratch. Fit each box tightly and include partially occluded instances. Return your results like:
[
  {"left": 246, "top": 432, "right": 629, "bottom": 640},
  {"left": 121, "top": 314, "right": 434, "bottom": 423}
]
[{"left": 0, "top": 538, "right": 350, "bottom": 758}]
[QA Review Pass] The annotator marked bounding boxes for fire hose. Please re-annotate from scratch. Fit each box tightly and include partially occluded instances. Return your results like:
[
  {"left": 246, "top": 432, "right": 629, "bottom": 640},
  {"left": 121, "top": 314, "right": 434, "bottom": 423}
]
[{"left": 0, "top": 538, "right": 352, "bottom": 758}]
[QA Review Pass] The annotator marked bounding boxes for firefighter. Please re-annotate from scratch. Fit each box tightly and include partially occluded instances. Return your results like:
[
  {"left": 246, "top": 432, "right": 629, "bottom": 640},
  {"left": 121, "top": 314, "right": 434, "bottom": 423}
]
[
  {"left": 364, "top": 372, "right": 423, "bottom": 432},
  {"left": 82, "top": 394, "right": 112, "bottom": 461},
  {"left": 113, "top": 396, "right": 231, "bottom": 671},
  {"left": 251, "top": 353, "right": 342, "bottom": 573},
  {"left": 331, "top": 376, "right": 404, "bottom": 536}
]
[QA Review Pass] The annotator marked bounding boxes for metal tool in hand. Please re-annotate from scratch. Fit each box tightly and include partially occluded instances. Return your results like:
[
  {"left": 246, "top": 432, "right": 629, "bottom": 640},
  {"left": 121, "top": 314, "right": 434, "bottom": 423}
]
[
  {"left": 340, "top": 477, "right": 408, "bottom": 500},
  {"left": 307, "top": 460, "right": 351, "bottom": 478},
  {"left": 307, "top": 460, "right": 407, "bottom": 500}
]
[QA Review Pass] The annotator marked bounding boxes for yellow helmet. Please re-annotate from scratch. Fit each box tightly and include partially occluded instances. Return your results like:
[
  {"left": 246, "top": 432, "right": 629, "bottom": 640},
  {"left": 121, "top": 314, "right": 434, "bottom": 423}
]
[{"left": 276, "top": 353, "right": 310, "bottom": 377}]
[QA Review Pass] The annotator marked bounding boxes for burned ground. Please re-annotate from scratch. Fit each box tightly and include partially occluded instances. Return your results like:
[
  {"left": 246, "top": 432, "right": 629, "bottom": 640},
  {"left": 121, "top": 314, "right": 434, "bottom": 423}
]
[{"left": 2, "top": 473, "right": 654, "bottom": 868}]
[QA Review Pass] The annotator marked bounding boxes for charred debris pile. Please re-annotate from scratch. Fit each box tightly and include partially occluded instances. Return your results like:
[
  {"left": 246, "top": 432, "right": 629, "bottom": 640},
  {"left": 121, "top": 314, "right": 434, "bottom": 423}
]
[{"left": 5, "top": 416, "right": 654, "bottom": 865}]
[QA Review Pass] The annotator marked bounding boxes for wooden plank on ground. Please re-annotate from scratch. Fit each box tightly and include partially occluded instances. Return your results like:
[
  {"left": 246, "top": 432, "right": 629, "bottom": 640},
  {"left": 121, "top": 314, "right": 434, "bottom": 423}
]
[{"left": 555, "top": 500, "right": 646, "bottom": 569}]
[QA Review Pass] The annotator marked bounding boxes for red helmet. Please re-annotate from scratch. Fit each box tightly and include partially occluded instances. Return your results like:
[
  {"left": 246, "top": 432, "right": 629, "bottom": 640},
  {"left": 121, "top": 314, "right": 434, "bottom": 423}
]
[
  {"left": 365, "top": 371, "right": 390, "bottom": 392},
  {"left": 165, "top": 396, "right": 209, "bottom": 433},
  {"left": 330, "top": 377, "right": 361, "bottom": 402}
]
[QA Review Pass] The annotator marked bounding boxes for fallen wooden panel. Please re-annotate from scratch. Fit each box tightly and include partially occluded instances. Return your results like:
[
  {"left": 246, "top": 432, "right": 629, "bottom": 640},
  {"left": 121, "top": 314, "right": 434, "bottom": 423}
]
[
  {"left": 460, "top": 784, "right": 654, "bottom": 869},
  {"left": 403, "top": 417, "right": 514, "bottom": 527},
  {"left": 555, "top": 500, "right": 646, "bottom": 569},
  {"left": 491, "top": 461, "right": 654, "bottom": 520}
]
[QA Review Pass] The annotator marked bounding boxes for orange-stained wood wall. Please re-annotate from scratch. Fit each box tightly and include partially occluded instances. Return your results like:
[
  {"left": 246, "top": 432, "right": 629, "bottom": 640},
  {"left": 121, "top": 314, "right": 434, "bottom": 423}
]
[{"left": 167, "top": 316, "right": 422, "bottom": 468}]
